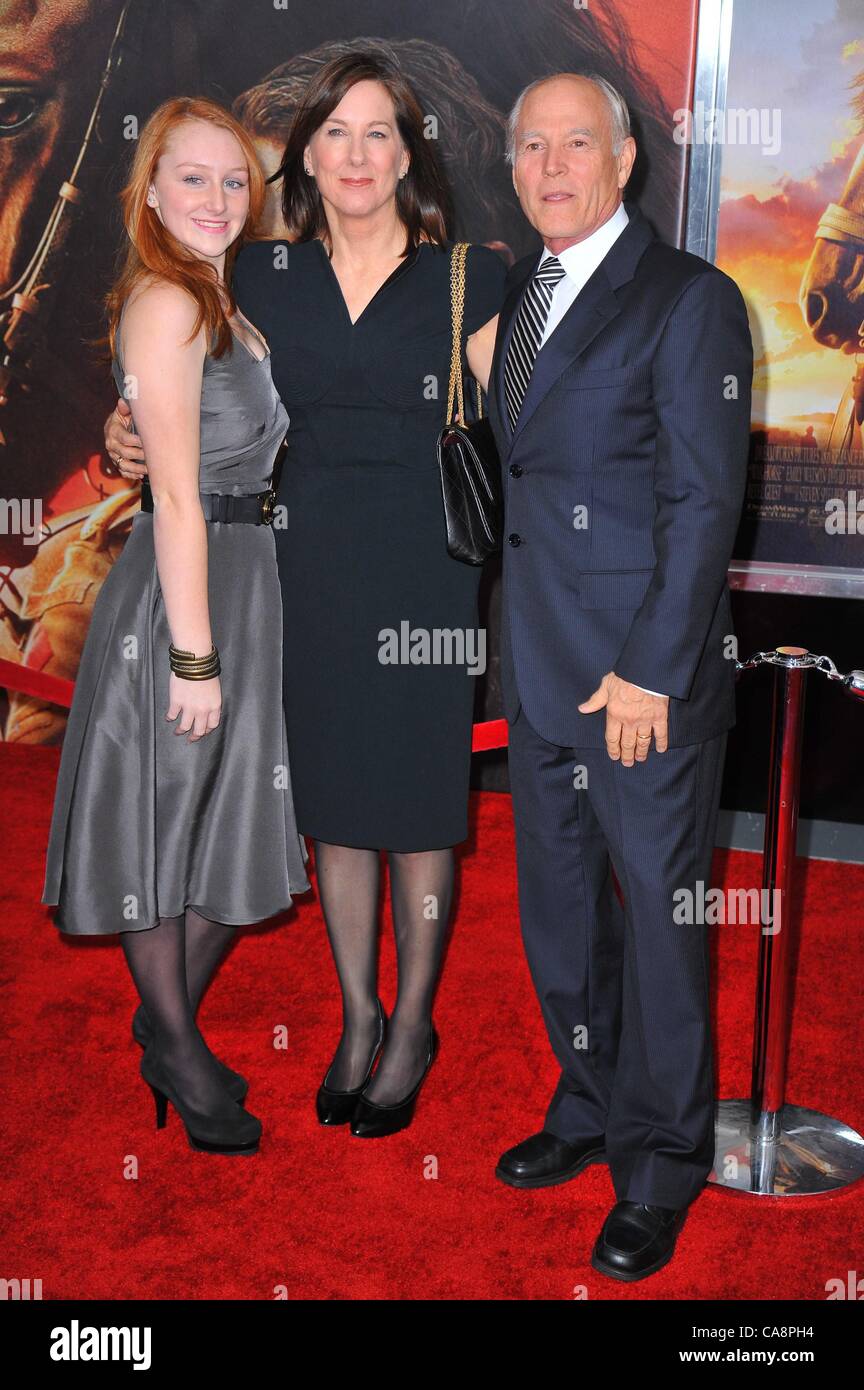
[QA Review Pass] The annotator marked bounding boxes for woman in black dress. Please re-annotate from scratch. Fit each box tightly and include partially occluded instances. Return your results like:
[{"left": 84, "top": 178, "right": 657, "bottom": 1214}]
[{"left": 107, "top": 52, "right": 506, "bottom": 1137}]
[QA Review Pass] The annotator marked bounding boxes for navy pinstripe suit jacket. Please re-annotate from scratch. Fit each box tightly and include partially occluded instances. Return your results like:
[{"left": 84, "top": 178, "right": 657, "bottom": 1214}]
[{"left": 486, "top": 200, "right": 754, "bottom": 748}]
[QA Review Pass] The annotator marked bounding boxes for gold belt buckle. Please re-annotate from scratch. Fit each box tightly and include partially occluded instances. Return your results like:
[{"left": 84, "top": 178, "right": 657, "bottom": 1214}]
[{"left": 260, "top": 490, "right": 276, "bottom": 525}]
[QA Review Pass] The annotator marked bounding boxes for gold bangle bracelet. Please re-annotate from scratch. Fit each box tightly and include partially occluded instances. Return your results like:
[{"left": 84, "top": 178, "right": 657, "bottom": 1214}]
[
  {"left": 170, "top": 666, "right": 221, "bottom": 680},
  {"left": 169, "top": 642, "right": 220, "bottom": 680}
]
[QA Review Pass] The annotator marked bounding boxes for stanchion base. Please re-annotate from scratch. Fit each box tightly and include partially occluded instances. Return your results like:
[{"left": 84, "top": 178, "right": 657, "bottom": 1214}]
[{"left": 709, "top": 1100, "right": 864, "bottom": 1195}]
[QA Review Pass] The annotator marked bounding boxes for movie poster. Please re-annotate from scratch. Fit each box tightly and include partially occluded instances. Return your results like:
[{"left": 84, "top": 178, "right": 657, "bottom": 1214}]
[
  {"left": 713, "top": 0, "right": 864, "bottom": 573},
  {"left": 0, "top": 0, "right": 699, "bottom": 745}
]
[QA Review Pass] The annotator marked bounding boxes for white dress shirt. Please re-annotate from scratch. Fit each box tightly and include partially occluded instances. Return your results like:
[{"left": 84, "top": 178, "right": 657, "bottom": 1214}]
[
  {"left": 534, "top": 201, "right": 664, "bottom": 700},
  {"left": 537, "top": 200, "right": 629, "bottom": 348}
]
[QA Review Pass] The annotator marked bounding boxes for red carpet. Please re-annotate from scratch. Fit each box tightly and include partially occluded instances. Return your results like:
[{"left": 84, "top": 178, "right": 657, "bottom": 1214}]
[{"left": 2, "top": 743, "right": 862, "bottom": 1300}]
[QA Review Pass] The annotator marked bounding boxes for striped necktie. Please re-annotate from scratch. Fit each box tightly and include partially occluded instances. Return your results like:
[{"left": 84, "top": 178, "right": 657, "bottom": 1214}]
[{"left": 503, "top": 253, "right": 566, "bottom": 433}]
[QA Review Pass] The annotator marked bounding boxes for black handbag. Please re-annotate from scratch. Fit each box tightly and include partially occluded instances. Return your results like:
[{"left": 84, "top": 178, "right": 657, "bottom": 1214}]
[{"left": 437, "top": 241, "right": 503, "bottom": 565}]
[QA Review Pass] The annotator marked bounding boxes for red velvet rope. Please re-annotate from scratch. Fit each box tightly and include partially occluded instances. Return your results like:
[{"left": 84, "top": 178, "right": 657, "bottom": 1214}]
[{"left": 0, "top": 658, "right": 75, "bottom": 708}]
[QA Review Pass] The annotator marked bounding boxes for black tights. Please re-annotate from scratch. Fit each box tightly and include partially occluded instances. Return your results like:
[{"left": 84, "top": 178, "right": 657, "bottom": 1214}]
[
  {"left": 121, "top": 908, "right": 238, "bottom": 1113},
  {"left": 315, "top": 841, "right": 454, "bottom": 1104}
]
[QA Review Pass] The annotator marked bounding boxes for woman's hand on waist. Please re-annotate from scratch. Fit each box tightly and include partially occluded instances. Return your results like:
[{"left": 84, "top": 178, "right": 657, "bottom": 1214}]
[{"left": 105, "top": 397, "right": 148, "bottom": 481}]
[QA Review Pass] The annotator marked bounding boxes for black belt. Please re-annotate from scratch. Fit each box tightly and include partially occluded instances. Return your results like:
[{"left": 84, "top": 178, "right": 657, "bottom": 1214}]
[{"left": 139, "top": 479, "right": 276, "bottom": 525}]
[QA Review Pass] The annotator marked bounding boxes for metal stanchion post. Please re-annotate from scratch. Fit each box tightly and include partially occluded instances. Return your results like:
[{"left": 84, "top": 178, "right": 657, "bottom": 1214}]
[
  {"left": 711, "top": 647, "right": 864, "bottom": 1195},
  {"left": 753, "top": 647, "right": 808, "bottom": 1151}
]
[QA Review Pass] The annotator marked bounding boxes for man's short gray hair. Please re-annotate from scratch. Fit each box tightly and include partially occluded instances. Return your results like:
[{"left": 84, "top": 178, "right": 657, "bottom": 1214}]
[{"left": 505, "top": 73, "right": 631, "bottom": 163}]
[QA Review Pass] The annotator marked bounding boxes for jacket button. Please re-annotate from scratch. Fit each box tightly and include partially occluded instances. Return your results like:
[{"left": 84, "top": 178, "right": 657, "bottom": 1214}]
[
  {"left": 508, "top": 532, "right": 522, "bottom": 547},
  {"left": 509, "top": 463, "right": 523, "bottom": 477}
]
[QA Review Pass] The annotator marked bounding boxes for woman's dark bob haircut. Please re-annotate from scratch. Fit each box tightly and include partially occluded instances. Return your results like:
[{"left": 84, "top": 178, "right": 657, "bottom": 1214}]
[{"left": 276, "top": 50, "right": 452, "bottom": 253}]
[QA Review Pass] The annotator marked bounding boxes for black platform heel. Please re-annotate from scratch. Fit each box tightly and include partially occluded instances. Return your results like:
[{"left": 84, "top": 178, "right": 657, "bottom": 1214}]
[
  {"left": 350, "top": 1022, "right": 439, "bottom": 1139},
  {"left": 140, "top": 1043, "right": 261, "bottom": 1155},
  {"left": 132, "top": 1004, "right": 248, "bottom": 1106},
  {"left": 316, "top": 998, "right": 388, "bottom": 1126}
]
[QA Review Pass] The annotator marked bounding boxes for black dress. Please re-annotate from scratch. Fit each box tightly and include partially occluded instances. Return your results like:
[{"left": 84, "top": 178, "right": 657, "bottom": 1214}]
[{"left": 232, "top": 237, "right": 506, "bottom": 851}]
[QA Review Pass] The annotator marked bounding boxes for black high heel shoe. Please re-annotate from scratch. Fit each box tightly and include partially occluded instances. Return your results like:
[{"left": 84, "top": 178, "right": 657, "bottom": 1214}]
[
  {"left": 132, "top": 1004, "right": 248, "bottom": 1106},
  {"left": 140, "top": 1043, "right": 261, "bottom": 1155},
  {"left": 350, "top": 1022, "right": 439, "bottom": 1139},
  {"left": 316, "top": 998, "right": 388, "bottom": 1126}
]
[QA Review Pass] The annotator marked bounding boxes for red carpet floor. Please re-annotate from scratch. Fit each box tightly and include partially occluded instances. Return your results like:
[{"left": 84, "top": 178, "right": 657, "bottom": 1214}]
[{"left": 2, "top": 743, "right": 862, "bottom": 1301}]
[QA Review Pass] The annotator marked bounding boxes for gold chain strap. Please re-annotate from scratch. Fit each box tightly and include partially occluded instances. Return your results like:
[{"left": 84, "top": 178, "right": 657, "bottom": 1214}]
[{"left": 445, "top": 242, "right": 483, "bottom": 426}]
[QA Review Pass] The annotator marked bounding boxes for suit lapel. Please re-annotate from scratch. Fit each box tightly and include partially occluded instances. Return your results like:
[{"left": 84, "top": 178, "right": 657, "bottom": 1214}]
[
  {"left": 507, "top": 273, "right": 621, "bottom": 448},
  {"left": 489, "top": 202, "right": 655, "bottom": 453}
]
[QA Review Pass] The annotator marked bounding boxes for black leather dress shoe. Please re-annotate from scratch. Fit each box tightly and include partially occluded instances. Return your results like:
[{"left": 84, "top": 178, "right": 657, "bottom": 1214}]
[
  {"left": 591, "top": 1200, "right": 686, "bottom": 1281},
  {"left": 495, "top": 1130, "right": 607, "bottom": 1188}
]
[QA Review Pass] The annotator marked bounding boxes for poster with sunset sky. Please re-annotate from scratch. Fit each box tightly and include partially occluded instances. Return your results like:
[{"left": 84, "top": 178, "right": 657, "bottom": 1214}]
[{"left": 715, "top": 0, "right": 864, "bottom": 570}]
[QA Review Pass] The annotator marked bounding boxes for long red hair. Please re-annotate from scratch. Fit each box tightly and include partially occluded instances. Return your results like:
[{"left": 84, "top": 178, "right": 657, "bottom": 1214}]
[{"left": 105, "top": 97, "right": 266, "bottom": 361}]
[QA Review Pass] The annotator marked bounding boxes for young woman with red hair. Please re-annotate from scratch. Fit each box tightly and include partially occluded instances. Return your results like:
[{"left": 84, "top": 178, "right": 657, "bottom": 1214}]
[{"left": 42, "top": 97, "right": 309, "bottom": 1156}]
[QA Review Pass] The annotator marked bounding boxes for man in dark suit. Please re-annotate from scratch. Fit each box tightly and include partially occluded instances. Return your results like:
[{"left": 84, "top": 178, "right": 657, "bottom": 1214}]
[{"left": 486, "top": 73, "right": 753, "bottom": 1281}]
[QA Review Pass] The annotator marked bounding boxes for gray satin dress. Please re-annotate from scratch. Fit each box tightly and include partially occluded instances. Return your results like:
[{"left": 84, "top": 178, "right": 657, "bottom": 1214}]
[{"left": 41, "top": 316, "right": 310, "bottom": 934}]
